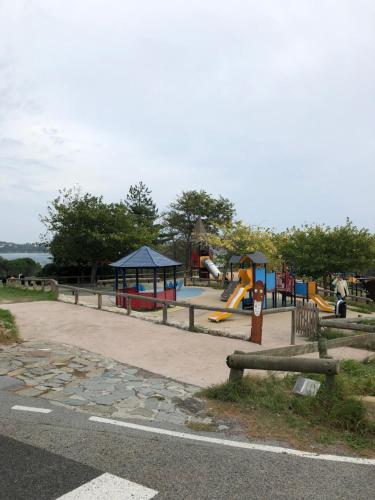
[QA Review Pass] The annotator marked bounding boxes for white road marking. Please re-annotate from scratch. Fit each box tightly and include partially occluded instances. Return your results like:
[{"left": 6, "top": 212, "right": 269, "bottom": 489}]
[
  {"left": 56, "top": 472, "right": 158, "bottom": 499},
  {"left": 89, "top": 416, "right": 375, "bottom": 466},
  {"left": 11, "top": 405, "right": 52, "bottom": 414}
]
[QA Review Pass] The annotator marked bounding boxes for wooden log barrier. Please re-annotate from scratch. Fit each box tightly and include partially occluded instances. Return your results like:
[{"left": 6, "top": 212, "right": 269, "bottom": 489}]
[
  {"left": 319, "top": 319, "right": 375, "bottom": 333},
  {"left": 226, "top": 354, "right": 340, "bottom": 384}
]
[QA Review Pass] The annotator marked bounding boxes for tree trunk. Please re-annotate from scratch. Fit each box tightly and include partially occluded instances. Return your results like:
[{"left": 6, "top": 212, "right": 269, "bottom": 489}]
[{"left": 90, "top": 262, "right": 98, "bottom": 284}]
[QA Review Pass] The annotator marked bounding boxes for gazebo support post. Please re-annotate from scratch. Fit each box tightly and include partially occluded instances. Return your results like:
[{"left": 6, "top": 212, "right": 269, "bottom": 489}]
[
  {"left": 115, "top": 268, "right": 119, "bottom": 291},
  {"left": 136, "top": 268, "right": 139, "bottom": 291},
  {"left": 163, "top": 268, "right": 167, "bottom": 297},
  {"left": 122, "top": 269, "right": 126, "bottom": 291},
  {"left": 173, "top": 266, "right": 177, "bottom": 300},
  {"left": 114, "top": 268, "right": 119, "bottom": 307},
  {"left": 153, "top": 267, "right": 157, "bottom": 310}
]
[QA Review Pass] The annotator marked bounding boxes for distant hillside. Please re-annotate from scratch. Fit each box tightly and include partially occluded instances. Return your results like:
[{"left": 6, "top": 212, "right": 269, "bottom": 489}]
[{"left": 0, "top": 241, "right": 47, "bottom": 253}]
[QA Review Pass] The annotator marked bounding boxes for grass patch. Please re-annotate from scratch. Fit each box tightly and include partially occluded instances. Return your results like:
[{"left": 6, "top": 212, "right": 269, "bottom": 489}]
[
  {"left": 0, "top": 308, "right": 19, "bottom": 344},
  {"left": 346, "top": 301, "right": 375, "bottom": 314},
  {"left": 357, "top": 318, "right": 375, "bottom": 326},
  {"left": 319, "top": 328, "right": 347, "bottom": 340},
  {"left": 0, "top": 286, "right": 57, "bottom": 303},
  {"left": 201, "top": 360, "right": 375, "bottom": 453}
]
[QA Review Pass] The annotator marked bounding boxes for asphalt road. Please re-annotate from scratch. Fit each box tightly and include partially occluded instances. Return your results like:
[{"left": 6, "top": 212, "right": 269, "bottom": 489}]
[{"left": 0, "top": 387, "right": 374, "bottom": 499}]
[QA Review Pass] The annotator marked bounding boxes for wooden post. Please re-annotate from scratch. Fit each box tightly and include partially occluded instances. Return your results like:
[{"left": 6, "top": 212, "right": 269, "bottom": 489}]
[
  {"left": 97, "top": 293, "right": 102, "bottom": 310},
  {"left": 325, "top": 374, "right": 336, "bottom": 392},
  {"left": 318, "top": 336, "right": 330, "bottom": 359},
  {"left": 189, "top": 305, "right": 195, "bottom": 331},
  {"left": 229, "top": 367, "right": 244, "bottom": 382},
  {"left": 291, "top": 309, "right": 296, "bottom": 345},
  {"left": 162, "top": 303, "right": 168, "bottom": 324},
  {"left": 250, "top": 281, "right": 264, "bottom": 344},
  {"left": 74, "top": 290, "right": 79, "bottom": 305},
  {"left": 127, "top": 298, "right": 132, "bottom": 316}
]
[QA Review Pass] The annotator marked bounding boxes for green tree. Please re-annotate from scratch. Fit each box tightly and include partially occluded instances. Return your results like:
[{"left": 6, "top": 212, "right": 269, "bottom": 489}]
[
  {"left": 277, "top": 219, "right": 375, "bottom": 281},
  {"left": 41, "top": 187, "right": 154, "bottom": 282},
  {"left": 162, "top": 190, "right": 235, "bottom": 265},
  {"left": 208, "top": 221, "right": 280, "bottom": 276},
  {"left": 0, "top": 257, "right": 41, "bottom": 278},
  {"left": 125, "top": 181, "right": 158, "bottom": 226}
]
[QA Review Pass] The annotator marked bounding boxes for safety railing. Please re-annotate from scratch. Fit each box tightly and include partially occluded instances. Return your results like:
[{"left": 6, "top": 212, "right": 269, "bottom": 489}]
[{"left": 56, "top": 284, "right": 297, "bottom": 345}]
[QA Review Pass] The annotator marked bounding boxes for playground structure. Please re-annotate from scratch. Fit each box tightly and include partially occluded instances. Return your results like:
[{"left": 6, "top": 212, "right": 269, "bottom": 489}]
[
  {"left": 209, "top": 252, "right": 334, "bottom": 323},
  {"left": 209, "top": 268, "right": 253, "bottom": 322},
  {"left": 110, "top": 246, "right": 182, "bottom": 311},
  {"left": 190, "top": 218, "right": 221, "bottom": 280}
]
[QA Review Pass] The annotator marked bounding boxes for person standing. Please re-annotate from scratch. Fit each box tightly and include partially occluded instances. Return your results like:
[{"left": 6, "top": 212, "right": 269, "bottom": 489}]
[{"left": 332, "top": 274, "right": 349, "bottom": 300}]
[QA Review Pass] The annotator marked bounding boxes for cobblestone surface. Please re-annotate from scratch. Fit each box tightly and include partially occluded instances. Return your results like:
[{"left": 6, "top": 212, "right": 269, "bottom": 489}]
[{"left": 0, "top": 341, "right": 226, "bottom": 429}]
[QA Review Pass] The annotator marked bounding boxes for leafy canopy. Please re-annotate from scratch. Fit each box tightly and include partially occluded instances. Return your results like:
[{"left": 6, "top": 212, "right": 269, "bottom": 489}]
[
  {"left": 162, "top": 190, "right": 235, "bottom": 241},
  {"left": 208, "top": 221, "right": 280, "bottom": 270},
  {"left": 125, "top": 181, "right": 158, "bottom": 226},
  {"left": 0, "top": 257, "right": 41, "bottom": 277},
  {"left": 278, "top": 219, "right": 375, "bottom": 278},
  {"left": 41, "top": 187, "right": 154, "bottom": 277}
]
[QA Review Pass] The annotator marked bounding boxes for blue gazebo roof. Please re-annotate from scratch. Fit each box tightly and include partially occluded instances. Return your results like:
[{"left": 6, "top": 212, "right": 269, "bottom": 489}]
[{"left": 110, "top": 246, "right": 181, "bottom": 269}]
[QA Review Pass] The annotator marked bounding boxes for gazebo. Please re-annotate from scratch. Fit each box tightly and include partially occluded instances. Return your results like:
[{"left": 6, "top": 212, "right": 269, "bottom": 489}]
[{"left": 110, "top": 246, "right": 182, "bottom": 311}]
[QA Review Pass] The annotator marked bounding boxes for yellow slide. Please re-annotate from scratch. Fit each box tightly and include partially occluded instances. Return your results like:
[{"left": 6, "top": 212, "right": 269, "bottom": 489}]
[
  {"left": 208, "top": 268, "right": 253, "bottom": 322},
  {"left": 310, "top": 294, "right": 334, "bottom": 313}
]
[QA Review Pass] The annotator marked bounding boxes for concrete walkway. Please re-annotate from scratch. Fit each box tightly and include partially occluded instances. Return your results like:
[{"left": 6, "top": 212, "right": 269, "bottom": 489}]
[{"left": 6, "top": 301, "right": 275, "bottom": 387}]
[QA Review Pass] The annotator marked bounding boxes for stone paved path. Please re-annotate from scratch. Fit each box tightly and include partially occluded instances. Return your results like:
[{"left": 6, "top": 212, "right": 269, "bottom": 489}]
[{"left": 0, "top": 341, "right": 225, "bottom": 429}]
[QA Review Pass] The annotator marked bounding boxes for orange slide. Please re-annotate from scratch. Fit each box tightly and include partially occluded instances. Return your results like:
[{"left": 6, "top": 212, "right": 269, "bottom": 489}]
[
  {"left": 310, "top": 294, "right": 334, "bottom": 313},
  {"left": 208, "top": 269, "right": 253, "bottom": 322}
]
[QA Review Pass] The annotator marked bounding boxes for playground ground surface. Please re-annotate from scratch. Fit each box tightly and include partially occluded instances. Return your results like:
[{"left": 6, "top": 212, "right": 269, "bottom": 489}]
[
  {"left": 59, "top": 285, "right": 368, "bottom": 342},
  {"left": 5, "top": 291, "right": 374, "bottom": 387}
]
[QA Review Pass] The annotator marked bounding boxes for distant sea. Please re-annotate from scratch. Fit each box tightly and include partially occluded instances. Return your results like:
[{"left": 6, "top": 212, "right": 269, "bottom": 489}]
[{"left": 0, "top": 252, "right": 53, "bottom": 266}]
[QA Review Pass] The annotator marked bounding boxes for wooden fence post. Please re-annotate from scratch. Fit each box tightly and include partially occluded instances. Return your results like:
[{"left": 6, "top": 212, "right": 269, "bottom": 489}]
[
  {"left": 162, "top": 304, "right": 168, "bottom": 324},
  {"left": 74, "top": 290, "right": 79, "bottom": 305},
  {"left": 291, "top": 309, "right": 296, "bottom": 345},
  {"left": 127, "top": 298, "right": 132, "bottom": 316},
  {"left": 189, "top": 305, "right": 195, "bottom": 331},
  {"left": 97, "top": 293, "right": 102, "bottom": 310}
]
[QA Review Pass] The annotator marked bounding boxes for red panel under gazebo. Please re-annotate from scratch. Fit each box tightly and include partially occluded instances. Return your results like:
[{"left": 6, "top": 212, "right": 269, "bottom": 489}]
[{"left": 115, "top": 287, "right": 176, "bottom": 310}]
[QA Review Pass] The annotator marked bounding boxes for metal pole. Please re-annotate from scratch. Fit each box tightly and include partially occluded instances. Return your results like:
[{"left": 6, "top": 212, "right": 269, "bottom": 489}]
[
  {"left": 97, "top": 293, "right": 102, "bottom": 310},
  {"left": 74, "top": 290, "right": 79, "bottom": 305}
]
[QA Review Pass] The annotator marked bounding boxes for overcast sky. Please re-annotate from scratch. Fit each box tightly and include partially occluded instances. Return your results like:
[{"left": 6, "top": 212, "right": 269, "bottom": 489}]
[{"left": 0, "top": 0, "right": 374, "bottom": 243}]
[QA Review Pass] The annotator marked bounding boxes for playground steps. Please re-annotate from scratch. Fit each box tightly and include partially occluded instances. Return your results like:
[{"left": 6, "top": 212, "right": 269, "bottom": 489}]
[{"left": 221, "top": 281, "right": 239, "bottom": 302}]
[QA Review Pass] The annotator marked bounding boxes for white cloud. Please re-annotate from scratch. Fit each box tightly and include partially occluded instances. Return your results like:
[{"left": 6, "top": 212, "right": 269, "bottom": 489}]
[{"left": 0, "top": 0, "right": 374, "bottom": 242}]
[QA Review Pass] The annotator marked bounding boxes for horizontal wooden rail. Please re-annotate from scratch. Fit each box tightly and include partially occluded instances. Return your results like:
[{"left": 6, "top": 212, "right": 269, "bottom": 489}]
[
  {"left": 227, "top": 353, "right": 340, "bottom": 388},
  {"left": 58, "top": 284, "right": 295, "bottom": 317},
  {"left": 317, "top": 286, "right": 372, "bottom": 303},
  {"left": 226, "top": 354, "right": 340, "bottom": 374},
  {"left": 319, "top": 319, "right": 375, "bottom": 333}
]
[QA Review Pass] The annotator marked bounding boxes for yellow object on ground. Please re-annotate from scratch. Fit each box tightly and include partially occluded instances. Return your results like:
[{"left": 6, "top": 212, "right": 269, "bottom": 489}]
[
  {"left": 310, "top": 294, "right": 334, "bottom": 313},
  {"left": 208, "top": 269, "right": 253, "bottom": 322}
]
